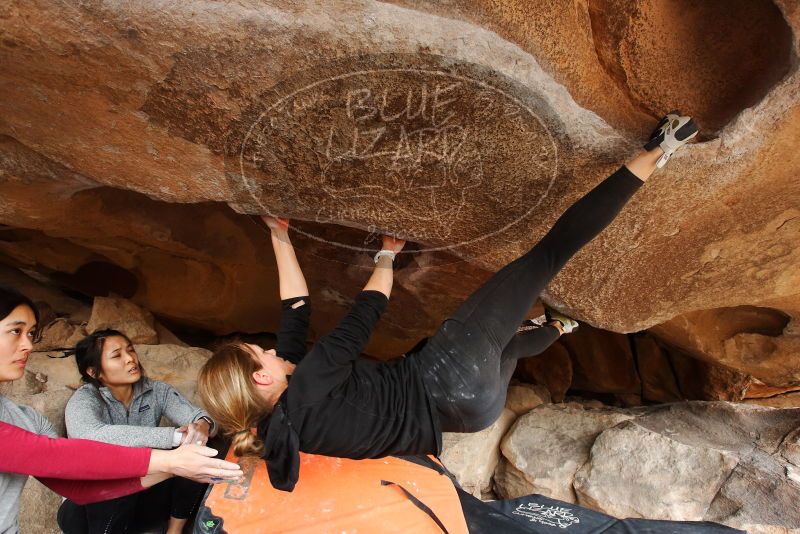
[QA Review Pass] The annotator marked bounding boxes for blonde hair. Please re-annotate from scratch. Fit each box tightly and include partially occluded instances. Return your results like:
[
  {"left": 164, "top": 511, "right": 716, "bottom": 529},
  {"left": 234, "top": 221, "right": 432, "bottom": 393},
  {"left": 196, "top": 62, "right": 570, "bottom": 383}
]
[{"left": 198, "top": 342, "right": 272, "bottom": 458}]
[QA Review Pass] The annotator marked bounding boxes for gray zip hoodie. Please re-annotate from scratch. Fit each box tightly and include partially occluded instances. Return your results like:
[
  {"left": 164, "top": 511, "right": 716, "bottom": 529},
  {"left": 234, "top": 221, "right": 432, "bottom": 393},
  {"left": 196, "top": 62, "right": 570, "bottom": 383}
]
[
  {"left": 0, "top": 395, "right": 57, "bottom": 534},
  {"left": 65, "top": 377, "right": 214, "bottom": 449}
]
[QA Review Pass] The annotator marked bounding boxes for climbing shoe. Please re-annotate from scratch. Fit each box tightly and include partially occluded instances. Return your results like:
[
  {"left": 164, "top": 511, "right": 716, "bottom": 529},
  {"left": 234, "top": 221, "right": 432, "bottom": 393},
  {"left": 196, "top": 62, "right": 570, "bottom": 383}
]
[
  {"left": 544, "top": 308, "right": 579, "bottom": 334},
  {"left": 517, "top": 314, "right": 547, "bottom": 333},
  {"left": 644, "top": 111, "right": 699, "bottom": 168}
]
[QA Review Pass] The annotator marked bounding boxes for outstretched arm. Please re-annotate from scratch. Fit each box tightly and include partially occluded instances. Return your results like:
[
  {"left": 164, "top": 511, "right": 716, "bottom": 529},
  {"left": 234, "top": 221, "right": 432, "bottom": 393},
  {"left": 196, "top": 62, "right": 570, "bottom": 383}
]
[
  {"left": 38, "top": 444, "right": 242, "bottom": 505},
  {"left": 0, "top": 422, "right": 242, "bottom": 504},
  {"left": 264, "top": 216, "right": 309, "bottom": 300},
  {"left": 363, "top": 235, "right": 405, "bottom": 299},
  {"left": 263, "top": 216, "right": 312, "bottom": 363},
  {"left": 0, "top": 420, "right": 151, "bottom": 480},
  {"left": 291, "top": 235, "right": 407, "bottom": 398}
]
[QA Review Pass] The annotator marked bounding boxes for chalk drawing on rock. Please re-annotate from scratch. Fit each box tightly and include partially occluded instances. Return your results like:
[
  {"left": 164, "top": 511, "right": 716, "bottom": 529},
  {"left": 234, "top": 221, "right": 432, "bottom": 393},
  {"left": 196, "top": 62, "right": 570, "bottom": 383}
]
[{"left": 240, "top": 64, "right": 558, "bottom": 254}]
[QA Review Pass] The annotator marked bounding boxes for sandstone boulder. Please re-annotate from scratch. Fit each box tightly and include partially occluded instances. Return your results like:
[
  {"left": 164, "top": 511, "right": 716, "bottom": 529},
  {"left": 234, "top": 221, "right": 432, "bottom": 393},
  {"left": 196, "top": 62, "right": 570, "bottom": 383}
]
[
  {"left": 36, "top": 318, "right": 88, "bottom": 352},
  {"left": 574, "top": 420, "right": 738, "bottom": 520},
  {"left": 635, "top": 333, "right": 753, "bottom": 403},
  {"left": 495, "top": 404, "right": 634, "bottom": 502},
  {"left": 633, "top": 334, "right": 683, "bottom": 402},
  {"left": 515, "top": 342, "right": 572, "bottom": 403},
  {"left": 135, "top": 345, "right": 212, "bottom": 403},
  {"left": 86, "top": 297, "right": 159, "bottom": 344},
  {"left": 497, "top": 400, "right": 800, "bottom": 530},
  {"left": 781, "top": 429, "right": 800, "bottom": 467},
  {"left": 745, "top": 380, "right": 800, "bottom": 400},
  {"left": 650, "top": 305, "right": 799, "bottom": 387},
  {"left": 504, "top": 382, "right": 550, "bottom": 416},
  {"left": 563, "top": 402, "right": 800, "bottom": 529},
  {"left": 17, "top": 352, "right": 83, "bottom": 393},
  {"left": 440, "top": 408, "right": 516, "bottom": 498},
  {"left": 154, "top": 321, "right": 188, "bottom": 347},
  {"left": 746, "top": 393, "right": 800, "bottom": 409},
  {"left": 517, "top": 327, "right": 756, "bottom": 407},
  {"left": 561, "top": 324, "right": 640, "bottom": 396},
  {"left": 2, "top": 3, "right": 800, "bottom": 528}
]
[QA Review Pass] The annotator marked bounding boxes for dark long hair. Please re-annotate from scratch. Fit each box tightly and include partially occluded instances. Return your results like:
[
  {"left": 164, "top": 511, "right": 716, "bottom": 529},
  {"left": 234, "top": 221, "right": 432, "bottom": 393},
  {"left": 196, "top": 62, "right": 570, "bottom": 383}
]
[
  {"left": 0, "top": 285, "right": 41, "bottom": 342},
  {"left": 74, "top": 329, "right": 142, "bottom": 388}
]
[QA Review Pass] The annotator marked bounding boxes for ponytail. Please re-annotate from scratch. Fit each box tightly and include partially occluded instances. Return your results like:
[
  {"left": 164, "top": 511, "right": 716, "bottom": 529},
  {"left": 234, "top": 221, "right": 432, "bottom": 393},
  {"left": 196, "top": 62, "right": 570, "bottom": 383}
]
[
  {"left": 231, "top": 429, "right": 265, "bottom": 458},
  {"left": 198, "top": 342, "right": 271, "bottom": 458}
]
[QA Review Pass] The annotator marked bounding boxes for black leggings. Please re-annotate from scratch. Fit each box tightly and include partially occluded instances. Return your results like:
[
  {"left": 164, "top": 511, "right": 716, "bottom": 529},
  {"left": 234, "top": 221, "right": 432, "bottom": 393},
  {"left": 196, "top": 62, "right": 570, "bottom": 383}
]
[
  {"left": 415, "top": 166, "right": 643, "bottom": 433},
  {"left": 57, "top": 477, "right": 208, "bottom": 534}
]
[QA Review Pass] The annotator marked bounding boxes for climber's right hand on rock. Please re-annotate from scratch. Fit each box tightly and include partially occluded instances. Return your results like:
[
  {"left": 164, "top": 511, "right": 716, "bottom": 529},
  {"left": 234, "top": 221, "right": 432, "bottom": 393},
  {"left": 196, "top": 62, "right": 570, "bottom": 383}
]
[
  {"left": 261, "top": 216, "right": 290, "bottom": 233},
  {"left": 382, "top": 235, "right": 406, "bottom": 253}
]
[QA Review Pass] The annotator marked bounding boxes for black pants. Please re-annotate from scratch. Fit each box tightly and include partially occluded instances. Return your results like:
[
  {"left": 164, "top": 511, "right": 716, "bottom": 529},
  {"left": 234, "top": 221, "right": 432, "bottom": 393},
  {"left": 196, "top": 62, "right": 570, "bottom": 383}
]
[
  {"left": 57, "top": 477, "right": 208, "bottom": 534},
  {"left": 415, "top": 166, "right": 643, "bottom": 432}
]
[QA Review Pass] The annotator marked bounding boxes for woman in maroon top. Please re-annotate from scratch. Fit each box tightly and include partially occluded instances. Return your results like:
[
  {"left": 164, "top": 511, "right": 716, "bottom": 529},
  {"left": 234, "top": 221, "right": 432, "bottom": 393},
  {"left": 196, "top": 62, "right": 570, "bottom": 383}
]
[{"left": 0, "top": 285, "right": 243, "bottom": 532}]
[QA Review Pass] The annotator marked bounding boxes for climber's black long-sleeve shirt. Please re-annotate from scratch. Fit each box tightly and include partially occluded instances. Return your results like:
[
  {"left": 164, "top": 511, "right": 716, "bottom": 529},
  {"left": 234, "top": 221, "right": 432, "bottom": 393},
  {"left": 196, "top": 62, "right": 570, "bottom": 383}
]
[{"left": 258, "top": 291, "right": 440, "bottom": 492}]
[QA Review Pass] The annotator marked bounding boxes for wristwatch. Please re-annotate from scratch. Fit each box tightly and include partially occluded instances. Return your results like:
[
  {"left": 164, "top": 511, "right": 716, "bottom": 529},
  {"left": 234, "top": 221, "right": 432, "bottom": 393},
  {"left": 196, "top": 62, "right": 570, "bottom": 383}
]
[
  {"left": 197, "top": 415, "right": 215, "bottom": 434},
  {"left": 373, "top": 249, "right": 397, "bottom": 264}
]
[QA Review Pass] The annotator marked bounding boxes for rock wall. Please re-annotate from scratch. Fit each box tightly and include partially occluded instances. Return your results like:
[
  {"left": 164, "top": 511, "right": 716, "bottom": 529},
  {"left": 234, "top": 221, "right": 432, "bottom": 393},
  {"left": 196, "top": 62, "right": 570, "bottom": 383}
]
[
  {"left": 0, "top": 8, "right": 799, "bottom": 531},
  {"left": 0, "top": 1, "right": 798, "bottom": 388},
  {"left": 515, "top": 323, "right": 759, "bottom": 406}
]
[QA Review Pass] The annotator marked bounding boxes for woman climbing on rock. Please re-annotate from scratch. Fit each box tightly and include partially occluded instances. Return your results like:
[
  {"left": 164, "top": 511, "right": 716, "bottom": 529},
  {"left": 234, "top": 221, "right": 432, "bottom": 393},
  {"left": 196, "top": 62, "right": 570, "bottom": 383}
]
[{"left": 198, "top": 112, "right": 698, "bottom": 491}]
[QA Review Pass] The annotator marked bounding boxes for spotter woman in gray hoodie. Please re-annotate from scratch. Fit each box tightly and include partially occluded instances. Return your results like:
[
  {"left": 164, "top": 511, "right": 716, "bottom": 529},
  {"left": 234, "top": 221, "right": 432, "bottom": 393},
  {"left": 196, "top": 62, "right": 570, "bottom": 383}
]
[{"left": 59, "top": 329, "right": 216, "bottom": 534}]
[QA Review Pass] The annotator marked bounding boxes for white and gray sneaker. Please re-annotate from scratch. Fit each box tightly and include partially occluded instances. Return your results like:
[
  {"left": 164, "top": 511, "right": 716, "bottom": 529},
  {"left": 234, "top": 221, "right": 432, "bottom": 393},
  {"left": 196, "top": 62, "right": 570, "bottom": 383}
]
[
  {"left": 545, "top": 308, "right": 579, "bottom": 334},
  {"left": 517, "top": 314, "right": 547, "bottom": 333},
  {"left": 644, "top": 111, "right": 699, "bottom": 168}
]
